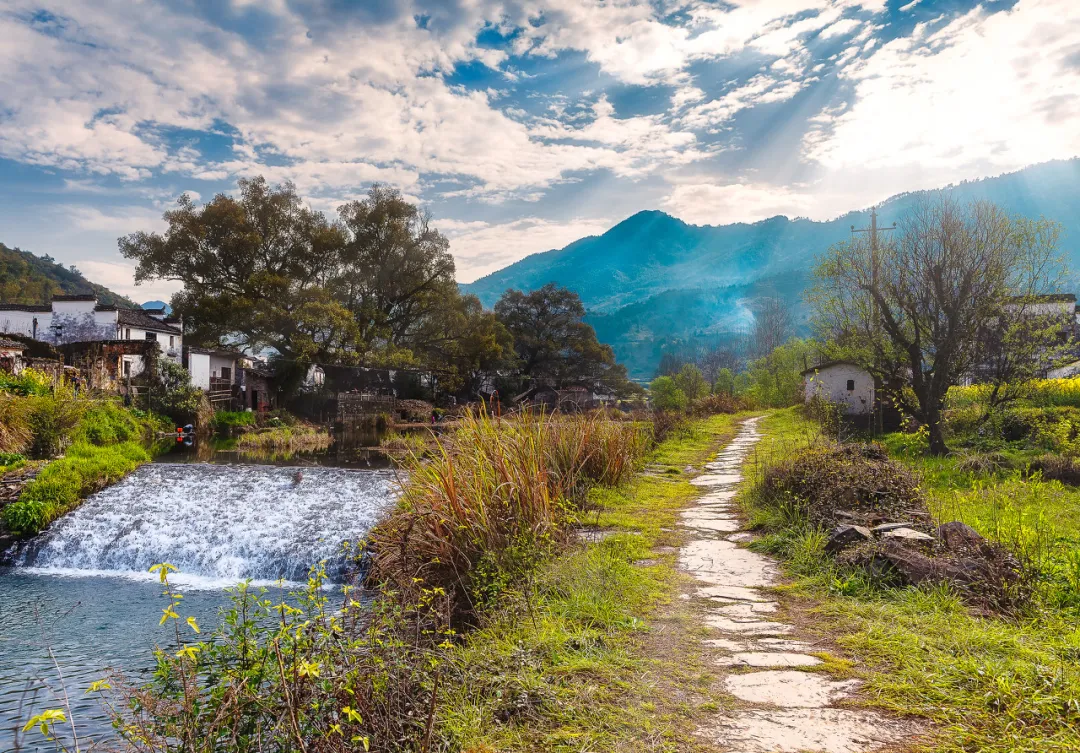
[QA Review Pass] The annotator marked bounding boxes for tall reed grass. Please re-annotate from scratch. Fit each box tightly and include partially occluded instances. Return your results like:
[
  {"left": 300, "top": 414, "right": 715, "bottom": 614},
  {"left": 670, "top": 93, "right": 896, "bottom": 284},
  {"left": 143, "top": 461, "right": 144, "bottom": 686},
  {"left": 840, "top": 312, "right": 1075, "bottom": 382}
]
[{"left": 368, "top": 409, "right": 648, "bottom": 618}]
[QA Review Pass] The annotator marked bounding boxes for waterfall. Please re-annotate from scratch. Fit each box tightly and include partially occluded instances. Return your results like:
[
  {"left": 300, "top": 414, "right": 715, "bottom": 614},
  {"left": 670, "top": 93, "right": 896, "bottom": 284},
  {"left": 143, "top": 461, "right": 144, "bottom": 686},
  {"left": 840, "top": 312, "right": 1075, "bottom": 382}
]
[{"left": 15, "top": 463, "right": 399, "bottom": 586}]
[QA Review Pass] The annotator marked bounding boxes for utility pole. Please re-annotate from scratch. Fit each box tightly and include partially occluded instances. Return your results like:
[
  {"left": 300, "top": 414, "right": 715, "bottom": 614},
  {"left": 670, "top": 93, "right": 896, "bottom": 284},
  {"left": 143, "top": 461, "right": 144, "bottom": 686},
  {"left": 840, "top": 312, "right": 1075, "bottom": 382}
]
[{"left": 851, "top": 207, "right": 896, "bottom": 436}]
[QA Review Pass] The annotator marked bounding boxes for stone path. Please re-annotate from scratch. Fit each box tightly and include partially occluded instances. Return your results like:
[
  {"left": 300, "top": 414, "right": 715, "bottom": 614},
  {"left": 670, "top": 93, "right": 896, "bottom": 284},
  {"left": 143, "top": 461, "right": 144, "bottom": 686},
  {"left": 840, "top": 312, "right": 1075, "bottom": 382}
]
[{"left": 680, "top": 417, "right": 921, "bottom": 753}]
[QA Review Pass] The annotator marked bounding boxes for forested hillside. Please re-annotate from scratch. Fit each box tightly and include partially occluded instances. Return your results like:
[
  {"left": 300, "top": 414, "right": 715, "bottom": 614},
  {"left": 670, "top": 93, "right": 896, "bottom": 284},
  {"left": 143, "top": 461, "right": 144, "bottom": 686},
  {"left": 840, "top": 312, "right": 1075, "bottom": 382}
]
[
  {"left": 0, "top": 244, "right": 135, "bottom": 307},
  {"left": 464, "top": 159, "right": 1080, "bottom": 378}
]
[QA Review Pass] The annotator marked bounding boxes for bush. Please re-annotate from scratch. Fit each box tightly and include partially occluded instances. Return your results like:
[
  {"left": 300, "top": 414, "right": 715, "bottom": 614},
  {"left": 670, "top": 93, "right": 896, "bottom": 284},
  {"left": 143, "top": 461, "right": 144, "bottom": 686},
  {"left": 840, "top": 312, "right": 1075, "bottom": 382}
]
[
  {"left": 0, "top": 395, "right": 32, "bottom": 454},
  {"left": 650, "top": 409, "right": 690, "bottom": 443},
  {"left": 758, "top": 442, "right": 926, "bottom": 529},
  {"left": 149, "top": 359, "right": 204, "bottom": 423},
  {"left": 648, "top": 376, "right": 687, "bottom": 412},
  {"left": 0, "top": 367, "right": 53, "bottom": 396},
  {"left": 2, "top": 441, "right": 150, "bottom": 535},
  {"left": 25, "top": 392, "right": 85, "bottom": 458},
  {"left": 71, "top": 400, "right": 149, "bottom": 445},
  {"left": 1029, "top": 454, "right": 1080, "bottom": 485}
]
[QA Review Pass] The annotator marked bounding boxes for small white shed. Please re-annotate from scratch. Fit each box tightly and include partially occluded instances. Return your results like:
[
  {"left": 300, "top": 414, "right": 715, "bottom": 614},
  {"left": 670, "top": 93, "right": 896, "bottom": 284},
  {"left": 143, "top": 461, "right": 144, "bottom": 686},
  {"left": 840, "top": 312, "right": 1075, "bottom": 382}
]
[{"left": 801, "top": 361, "right": 874, "bottom": 415}]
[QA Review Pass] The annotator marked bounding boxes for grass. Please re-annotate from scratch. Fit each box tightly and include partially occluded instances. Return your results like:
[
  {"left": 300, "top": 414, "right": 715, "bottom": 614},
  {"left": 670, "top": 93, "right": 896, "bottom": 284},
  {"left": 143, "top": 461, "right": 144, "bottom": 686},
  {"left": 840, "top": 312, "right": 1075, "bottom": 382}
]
[
  {"left": 739, "top": 407, "right": 1080, "bottom": 753},
  {"left": 210, "top": 410, "right": 257, "bottom": 430},
  {"left": 436, "top": 413, "right": 741, "bottom": 752},
  {"left": 2, "top": 441, "right": 151, "bottom": 535},
  {"left": 235, "top": 424, "right": 333, "bottom": 452}
]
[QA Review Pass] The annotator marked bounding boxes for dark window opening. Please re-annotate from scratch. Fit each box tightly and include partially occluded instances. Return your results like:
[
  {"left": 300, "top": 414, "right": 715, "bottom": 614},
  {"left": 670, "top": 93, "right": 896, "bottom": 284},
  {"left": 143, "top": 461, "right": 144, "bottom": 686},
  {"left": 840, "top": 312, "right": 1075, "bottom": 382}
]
[
  {"left": 145, "top": 331, "right": 157, "bottom": 341},
  {"left": 846, "top": 379, "right": 855, "bottom": 391},
  {"left": 220, "top": 367, "right": 231, "bottom": 381}
]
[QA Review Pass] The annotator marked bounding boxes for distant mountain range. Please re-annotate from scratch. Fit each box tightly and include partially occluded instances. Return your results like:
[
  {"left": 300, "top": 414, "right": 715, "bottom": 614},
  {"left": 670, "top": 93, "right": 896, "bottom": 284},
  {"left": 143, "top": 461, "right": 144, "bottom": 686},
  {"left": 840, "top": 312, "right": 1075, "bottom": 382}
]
[
  {"left": 463, "top": 159, "right": 1080, "bottom": 379},
  {"left": 0, "top": 243, "right": 136, "bottom": 308}
]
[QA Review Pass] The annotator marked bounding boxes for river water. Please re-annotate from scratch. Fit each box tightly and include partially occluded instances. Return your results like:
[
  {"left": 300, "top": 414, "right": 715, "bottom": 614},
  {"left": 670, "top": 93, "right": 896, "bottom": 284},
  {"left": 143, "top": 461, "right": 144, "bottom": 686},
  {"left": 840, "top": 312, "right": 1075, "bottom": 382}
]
[{"left": 0, "top": 456, "right": 400, "bottom": 750}]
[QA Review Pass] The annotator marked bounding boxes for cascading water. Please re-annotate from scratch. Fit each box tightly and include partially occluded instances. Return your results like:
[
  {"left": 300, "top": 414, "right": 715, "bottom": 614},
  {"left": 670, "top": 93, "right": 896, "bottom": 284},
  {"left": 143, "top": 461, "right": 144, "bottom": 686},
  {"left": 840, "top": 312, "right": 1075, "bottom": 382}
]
[{"left": 16, "top": 463, "right": 400, "bottom": 585}]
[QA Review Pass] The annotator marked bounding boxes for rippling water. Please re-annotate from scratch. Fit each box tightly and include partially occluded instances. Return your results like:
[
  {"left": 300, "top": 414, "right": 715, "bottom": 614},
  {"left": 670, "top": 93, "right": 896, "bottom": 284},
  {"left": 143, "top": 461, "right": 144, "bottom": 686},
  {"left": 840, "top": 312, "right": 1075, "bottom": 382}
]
[{"left": 1, "top": 462, "right": 399, "bottom": 750}]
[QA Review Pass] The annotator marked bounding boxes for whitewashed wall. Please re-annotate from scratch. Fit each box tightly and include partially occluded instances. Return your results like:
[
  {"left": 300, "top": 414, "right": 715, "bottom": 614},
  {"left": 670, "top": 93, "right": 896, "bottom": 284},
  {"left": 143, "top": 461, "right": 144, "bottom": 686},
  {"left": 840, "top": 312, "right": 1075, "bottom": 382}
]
[{"left": 803, "top": 363, "right": 874, "bottom": 415}]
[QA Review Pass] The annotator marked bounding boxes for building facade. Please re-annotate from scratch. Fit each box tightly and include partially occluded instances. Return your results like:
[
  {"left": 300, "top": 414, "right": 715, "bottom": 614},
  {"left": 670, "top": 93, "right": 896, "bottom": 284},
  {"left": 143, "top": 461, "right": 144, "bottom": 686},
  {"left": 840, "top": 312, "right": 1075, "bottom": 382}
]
[{"left": 801, "top": 361, "right": 875, "bottom": 416}]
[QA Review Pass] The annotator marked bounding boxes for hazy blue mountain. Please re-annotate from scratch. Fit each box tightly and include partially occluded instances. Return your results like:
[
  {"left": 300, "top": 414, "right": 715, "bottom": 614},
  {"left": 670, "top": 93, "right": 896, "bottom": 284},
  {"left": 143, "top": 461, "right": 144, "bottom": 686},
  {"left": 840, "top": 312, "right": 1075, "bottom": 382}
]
[
  {"left": 463, "top": 159, "right": 1080, "bottom": 379},
  {"left": 142, "top": 300, "right": 172, "bottom": 314}
]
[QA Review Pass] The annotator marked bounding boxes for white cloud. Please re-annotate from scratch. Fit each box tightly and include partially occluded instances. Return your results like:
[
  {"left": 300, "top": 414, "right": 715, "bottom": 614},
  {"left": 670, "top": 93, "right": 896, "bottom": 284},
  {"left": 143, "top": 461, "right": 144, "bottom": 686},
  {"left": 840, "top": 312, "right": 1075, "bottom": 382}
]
[
  {"left": 77, "top": 259, "right": 182, "bottom": 301},
  {"left": 64, "top": 205, "right": 165, "bottom": 235},
  {"left": 441, "top": 216, "right": 616, "bottom": 282},
  {"left": 805, "top": 0, "right": 1080, "bottom": 175},
  {"left": 661, "top": 181, "right": 813, "bottom": 225}
]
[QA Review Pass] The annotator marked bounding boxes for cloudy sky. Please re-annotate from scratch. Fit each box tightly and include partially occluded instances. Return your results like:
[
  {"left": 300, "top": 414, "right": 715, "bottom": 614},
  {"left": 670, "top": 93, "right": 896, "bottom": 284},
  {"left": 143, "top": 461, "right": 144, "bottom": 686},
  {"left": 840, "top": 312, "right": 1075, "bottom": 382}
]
[{"left": 1, "top": 0, "right": 1078, "bottom": 301}]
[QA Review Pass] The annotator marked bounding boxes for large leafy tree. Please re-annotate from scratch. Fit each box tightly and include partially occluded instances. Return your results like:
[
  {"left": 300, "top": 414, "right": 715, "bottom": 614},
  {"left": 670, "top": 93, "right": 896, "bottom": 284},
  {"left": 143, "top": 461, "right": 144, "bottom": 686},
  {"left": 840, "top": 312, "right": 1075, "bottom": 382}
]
[
  {"left": 494, "top": 283, "right": 635, "bottom": 393},
  {"left": 811, "top": 196, "right": 1064, "bottom": 455},
  {"left": 120, "top": 177, "right": 354, "bottom": 362}
]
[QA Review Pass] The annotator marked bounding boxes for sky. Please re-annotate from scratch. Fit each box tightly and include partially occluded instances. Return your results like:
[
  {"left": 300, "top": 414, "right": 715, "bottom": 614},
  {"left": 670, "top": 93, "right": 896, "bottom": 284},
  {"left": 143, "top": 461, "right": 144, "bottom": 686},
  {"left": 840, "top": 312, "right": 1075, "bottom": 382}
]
[{"left": 1, "top": 0, "right": 1079, "bottom": 303}]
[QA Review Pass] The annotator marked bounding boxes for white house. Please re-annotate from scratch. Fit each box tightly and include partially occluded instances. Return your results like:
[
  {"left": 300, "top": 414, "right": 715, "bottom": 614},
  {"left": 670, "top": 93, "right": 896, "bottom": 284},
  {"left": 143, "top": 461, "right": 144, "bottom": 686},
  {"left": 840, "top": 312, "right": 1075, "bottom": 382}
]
[
  {"left": 186, "top": 348, "right": 245, "bottom": 391},
  {"left": 801, "top": 361, "right": 875, "bottom": 416},
  {"left": 0, "top": 296, "right": 182, "bottom": 377}
]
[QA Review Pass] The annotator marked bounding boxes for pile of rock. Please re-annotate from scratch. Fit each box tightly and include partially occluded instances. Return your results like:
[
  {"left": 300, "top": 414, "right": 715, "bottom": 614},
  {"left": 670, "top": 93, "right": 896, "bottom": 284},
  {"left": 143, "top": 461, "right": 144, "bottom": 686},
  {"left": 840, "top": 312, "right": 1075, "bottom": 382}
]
[{"left": 826, "top": 520, "right": 1027, "bottom": 612}]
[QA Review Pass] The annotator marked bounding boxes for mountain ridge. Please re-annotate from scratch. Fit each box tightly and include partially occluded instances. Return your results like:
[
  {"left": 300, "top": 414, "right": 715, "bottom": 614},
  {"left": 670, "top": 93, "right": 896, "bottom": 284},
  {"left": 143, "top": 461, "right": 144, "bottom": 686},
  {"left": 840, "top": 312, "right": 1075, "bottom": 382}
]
[
  {"left": 462, "top": 159, "right": 1080, "bottom": 378},
  {"left": 0, "top": 243, "right": 136, "bottom": 309}
]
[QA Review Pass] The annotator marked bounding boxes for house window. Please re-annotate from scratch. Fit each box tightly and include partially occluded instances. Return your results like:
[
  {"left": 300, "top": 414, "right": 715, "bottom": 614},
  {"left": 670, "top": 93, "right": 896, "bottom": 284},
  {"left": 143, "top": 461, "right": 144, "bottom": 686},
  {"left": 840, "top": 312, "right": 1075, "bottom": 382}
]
[
  {"left": 846, "top": 379, "right": 855, "bottom": 391},
  {"left": 125, "top": 328, "right": 131, "bottom": 339},
  {"left": 169, "top": 336, "right": 174, "bottom": 347},
  {"left": 123, "top": 361, "right": 131, "bottom": 377},
  {"left": 145, "top": 332, "right": 157, "bottom": 342},
  {"left": 220, "top": 366, "right": 231, "bottom": 381}
]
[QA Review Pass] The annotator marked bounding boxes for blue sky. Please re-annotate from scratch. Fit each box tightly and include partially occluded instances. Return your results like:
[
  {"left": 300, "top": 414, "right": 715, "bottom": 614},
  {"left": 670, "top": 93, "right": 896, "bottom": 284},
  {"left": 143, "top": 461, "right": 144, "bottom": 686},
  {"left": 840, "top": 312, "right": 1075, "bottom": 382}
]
[{"left": 1, "top": 0, "right": 1078, "bottom": 302}]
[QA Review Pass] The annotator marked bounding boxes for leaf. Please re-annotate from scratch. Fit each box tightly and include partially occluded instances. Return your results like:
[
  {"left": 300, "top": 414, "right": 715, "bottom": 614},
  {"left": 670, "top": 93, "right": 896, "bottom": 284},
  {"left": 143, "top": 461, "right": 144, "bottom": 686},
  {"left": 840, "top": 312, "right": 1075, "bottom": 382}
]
[
  {"left": 85, "top": 679, "right": 112, "bottom": 694},
  {"left": 186, "top": 616, "right": 200, "bottom": 633}
]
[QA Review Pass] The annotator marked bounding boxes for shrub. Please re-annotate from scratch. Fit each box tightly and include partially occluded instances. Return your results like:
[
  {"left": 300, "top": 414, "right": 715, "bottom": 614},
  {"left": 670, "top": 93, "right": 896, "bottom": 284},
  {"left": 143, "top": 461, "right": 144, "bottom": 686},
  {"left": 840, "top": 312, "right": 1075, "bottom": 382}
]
[
  {"left": 650, "top": 409, "right": 690, "bottom": 443},
  {"left": 25, "top": 392, "right": 85, "bottom": 458},
  {"left": 648, "top": 376, "right": 687, "bottom": 412},
  {"left": 149, "top": 359, "right": 204, "bottom": 422},
  {"left": 758, "top": 441, "right": 926, "bottom": 529},
  {"left": 71, "top": 400, "right": 148, "bottom": 445},
  {"left": 2, "top": 441, "right": 150, "bottom": 535},
  {"left": 0, "top": 451, "right": 26, "bottom": 472},
  {"left": 1029, "top": 454, "right": 1080, "bottom": 485},
  {"left": 954, "top": 451, "right": 1013, "bottom": 475},
  {"left": 0, "top": 395, "right": 32, "bottom": 454},
  {"left": 692, "top": 392, "right": 747, "bottom": 415},
  {"left": 0, "top": 367, "right": 53, "bottom": 396}
]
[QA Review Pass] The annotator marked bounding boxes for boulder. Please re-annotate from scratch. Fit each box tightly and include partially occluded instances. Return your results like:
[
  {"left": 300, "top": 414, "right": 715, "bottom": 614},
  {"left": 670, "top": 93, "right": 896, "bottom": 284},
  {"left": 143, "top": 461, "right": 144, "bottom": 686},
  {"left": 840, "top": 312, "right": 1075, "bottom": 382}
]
[
  {"left": 937, "top": 521, "right": 988, "bottom": 553},
  {"left": 824, "top": 525, "right": 873, "bottom": 555},
  {"left": 873, "top": 540, "right": 940, "bottom": 585}
]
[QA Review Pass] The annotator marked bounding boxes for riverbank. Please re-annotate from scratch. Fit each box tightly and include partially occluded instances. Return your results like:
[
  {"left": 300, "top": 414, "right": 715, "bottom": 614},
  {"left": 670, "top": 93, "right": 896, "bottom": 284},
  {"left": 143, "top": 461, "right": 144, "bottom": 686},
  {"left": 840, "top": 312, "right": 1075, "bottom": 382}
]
[
  {"left": 738, "top": 407, "right": 1080, "bottom": 753},
  {"left": 0, "top": 395, "right": 170, "bottom": 542},
  {"left": 88, "top": 410, "right": 743, "bottom": 752}
]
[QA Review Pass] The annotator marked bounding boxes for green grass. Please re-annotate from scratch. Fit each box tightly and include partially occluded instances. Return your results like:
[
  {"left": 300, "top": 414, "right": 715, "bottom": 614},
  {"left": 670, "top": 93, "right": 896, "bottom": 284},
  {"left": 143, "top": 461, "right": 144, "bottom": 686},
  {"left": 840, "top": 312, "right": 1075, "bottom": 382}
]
[
  {"left": 210, "top": 410, "right": 257, "bottom": 430},
  {"left": 2, "top": 441, "right": 150, "bottom": 535},
  {"left": 740, "top": 407, "right": 1080, "bottom": 753},
  {"left": 437, "top": 414, "right": 740, "bottom": 752}
]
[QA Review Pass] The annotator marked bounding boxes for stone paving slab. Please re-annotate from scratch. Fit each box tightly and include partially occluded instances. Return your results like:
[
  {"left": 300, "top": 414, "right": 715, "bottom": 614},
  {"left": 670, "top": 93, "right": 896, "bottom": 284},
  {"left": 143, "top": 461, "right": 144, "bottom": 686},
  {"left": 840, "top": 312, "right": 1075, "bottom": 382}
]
[{"left": 677, "top": 417, "right": 923, "bottom": 753}]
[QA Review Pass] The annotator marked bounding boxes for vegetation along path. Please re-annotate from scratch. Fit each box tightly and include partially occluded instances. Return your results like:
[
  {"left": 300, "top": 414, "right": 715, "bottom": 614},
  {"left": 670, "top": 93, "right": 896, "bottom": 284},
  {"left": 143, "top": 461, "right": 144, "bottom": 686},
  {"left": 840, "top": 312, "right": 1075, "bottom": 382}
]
[{"left": 680, "top": 417, "right": 923, "bottom": 753}]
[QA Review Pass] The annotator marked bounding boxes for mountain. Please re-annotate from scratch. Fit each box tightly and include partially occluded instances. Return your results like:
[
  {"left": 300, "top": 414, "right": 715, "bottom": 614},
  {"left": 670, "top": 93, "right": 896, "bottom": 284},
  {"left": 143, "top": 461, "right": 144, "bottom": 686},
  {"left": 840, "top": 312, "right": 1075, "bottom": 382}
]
[
  {"left": 463, "top": 159, "right": 1080, "bottom": 379},
  {"left": 142, "top": 300, "right": 172, "bottom": 314},
  {"left": 0, "top": 243, "right": 137, "bottom": 308}
]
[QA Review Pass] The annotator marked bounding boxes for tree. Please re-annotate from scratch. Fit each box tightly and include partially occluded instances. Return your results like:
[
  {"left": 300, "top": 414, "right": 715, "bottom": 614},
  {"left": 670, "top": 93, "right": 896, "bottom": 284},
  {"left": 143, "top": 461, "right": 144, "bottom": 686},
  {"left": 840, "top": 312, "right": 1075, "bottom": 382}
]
[
  {"left": 120, "top": 177, "right": 353, "bottom": 363},
  {"left": 811, "top": 197, "right": 1064, "bottom": 454},
  {"left": 674, "top": 363, "right": 708, "bottom": 402},
  {"left": 656, "top": 351, "right": 686, "bottom": 378},
  {"left": 714, "top": 368, "right": 735, "bottom": 396},
  {"left": 649, "top": 375, "right": 687, "bottom": 412},
  {"left": 335, "top": 185, "right": 459, "bottom": 351},
  {"left": 751, "top": 296, "right": 794, "bottom": 358},
  {"left": 743, "top": 339, "right": 814, "bottom": 408},
  {"left": 494, "top": 283, "right": 634, "bottom": 394}
]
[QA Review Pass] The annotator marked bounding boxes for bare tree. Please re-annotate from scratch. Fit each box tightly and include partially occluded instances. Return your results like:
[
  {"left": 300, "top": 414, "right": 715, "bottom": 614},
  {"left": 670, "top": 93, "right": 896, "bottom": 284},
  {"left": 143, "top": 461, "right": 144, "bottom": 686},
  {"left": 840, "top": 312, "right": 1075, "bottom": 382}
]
[
  {"left": 811, "top": 196, "right": 1064, "bottom": 455},
  {"left": 751, "top": 297, "right": 794, "bottom": 358}
]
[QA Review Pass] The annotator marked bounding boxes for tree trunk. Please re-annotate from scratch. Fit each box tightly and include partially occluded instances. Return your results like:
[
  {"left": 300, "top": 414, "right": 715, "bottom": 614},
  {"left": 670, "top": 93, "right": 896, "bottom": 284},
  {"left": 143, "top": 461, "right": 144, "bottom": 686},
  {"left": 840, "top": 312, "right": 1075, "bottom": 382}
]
[{"left": 926, "top": 406, "right": 949, "bottom": 456}]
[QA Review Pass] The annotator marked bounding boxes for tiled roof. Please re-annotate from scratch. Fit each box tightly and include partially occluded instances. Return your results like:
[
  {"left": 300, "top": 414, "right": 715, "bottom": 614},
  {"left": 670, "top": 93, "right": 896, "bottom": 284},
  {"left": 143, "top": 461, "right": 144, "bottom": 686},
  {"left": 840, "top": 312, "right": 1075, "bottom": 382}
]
[
  {"left": 0, "top": 338, "right": 26, "bottom": 349},
  {"left": 0, "top": 303, "right": 51, "bottom": 312},
  {"left": 117, "top": 308, "right": 182, "bottom": 335},
  {"left": 52, "top": 294, "right": 98, "bottom": 302}
]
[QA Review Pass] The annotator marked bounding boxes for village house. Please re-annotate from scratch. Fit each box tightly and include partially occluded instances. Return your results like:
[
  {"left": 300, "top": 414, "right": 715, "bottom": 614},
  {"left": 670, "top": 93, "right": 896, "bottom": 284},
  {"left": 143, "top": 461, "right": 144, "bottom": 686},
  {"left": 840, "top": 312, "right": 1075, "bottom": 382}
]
[
  {"left": 0, "top": 337, "right": 26, "bottom": 374},
  {"left": 0, "top": 295, "right": 182, "bottom": 378},
  {"left": 801, "top": 361, "right": 875, "bottom": 417}
]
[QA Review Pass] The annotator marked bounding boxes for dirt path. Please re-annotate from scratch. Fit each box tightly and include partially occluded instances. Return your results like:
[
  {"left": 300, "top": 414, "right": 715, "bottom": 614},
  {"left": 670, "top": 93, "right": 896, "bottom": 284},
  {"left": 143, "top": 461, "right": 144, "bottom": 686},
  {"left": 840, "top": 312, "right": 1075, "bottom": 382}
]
[{"left": 679, "top": 417, "right": 922, "bottom": 753}]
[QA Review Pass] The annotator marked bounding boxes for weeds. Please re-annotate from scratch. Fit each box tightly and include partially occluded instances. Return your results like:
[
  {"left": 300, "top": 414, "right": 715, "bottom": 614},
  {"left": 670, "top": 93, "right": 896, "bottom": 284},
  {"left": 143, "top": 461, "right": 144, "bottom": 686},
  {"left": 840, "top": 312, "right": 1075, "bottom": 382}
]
[
  {"left": 236, "top": 425, "right": 333, "bottom": 452},
  {"left": 209, "top": 410, "right": 256, "bottom": 430}
]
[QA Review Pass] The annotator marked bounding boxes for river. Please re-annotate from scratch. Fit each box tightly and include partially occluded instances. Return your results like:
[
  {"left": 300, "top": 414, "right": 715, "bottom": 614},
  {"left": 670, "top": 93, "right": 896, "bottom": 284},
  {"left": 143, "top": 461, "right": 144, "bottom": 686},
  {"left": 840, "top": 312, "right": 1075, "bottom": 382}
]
[{"left": 0, "top": 450, "right": 400, "bottom": 750}]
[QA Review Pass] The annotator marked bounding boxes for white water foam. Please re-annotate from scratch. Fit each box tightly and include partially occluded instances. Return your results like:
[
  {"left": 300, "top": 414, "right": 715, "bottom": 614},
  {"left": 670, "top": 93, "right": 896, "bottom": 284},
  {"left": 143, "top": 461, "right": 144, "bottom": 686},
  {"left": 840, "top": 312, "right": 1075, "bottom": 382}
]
[{"left": 17, "top": 463, "right": 399, "bottom": 584}]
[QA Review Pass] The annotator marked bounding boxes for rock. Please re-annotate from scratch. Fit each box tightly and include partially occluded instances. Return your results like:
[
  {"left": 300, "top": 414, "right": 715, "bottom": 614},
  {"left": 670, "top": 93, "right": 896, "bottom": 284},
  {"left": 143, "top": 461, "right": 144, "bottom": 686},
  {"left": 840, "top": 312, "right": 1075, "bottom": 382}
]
[
  {"left": 882, "top": 527, "right": 934, "bottom": 543},
  {"left": 875, "top": 540, "right": 940, "bottom": 585},
  {"left": 937, "top": 521, "right": 988, "bottom": 553},
  {"left": 824, "top": 525, "right": 873, "bottom": 554},
  {"left": 872, "top": 522, "right": 916, "bottom": 534}
]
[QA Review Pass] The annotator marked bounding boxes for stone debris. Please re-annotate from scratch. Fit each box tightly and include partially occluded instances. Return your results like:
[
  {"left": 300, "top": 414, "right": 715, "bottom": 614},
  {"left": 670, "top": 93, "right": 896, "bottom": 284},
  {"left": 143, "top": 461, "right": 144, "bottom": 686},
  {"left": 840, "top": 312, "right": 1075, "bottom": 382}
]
[
  {"left": 676, "top": 417, "right": 923, "bottom": 753},
  {"left": 882, "top": 527, "right": 935, "bottom": 543}
]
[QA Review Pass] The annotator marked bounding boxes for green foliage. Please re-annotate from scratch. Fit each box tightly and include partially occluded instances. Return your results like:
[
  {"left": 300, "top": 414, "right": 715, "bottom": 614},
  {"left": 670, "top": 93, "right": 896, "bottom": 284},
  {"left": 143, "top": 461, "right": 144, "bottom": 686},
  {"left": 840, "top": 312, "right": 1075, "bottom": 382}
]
[
  {"left": 0, "top": 451, "right": 26, "bottom": 473},
  {"left": 0, "top": 367, "right": 53, "bottom": 396},
  {"left": 713, "top": 367, "right": 734, "bottom": 395},
  {"left": 2, "top": 442, "right": 150, "bottom": 535},
  {"left": 210, "top": 410, "right": 256, "bottom": 430},
  {"left": 0, "top": 241, "right": 135, "bottom": 307},
  {"left": 673, "top": 363, "right": 707, "bottom": 402},
  {"left": 149, "top": 358, "right": 204, "bottom": 422},
  {"left": 24, "top": 391, "right": 85, "bottom": 458},
  {"left": 741, "top": 338, "right": 814, "bottom": 408},
  {"left": 71, "top": 400, "right": 148, "bottom": 445},
  {"left": 648, "top": 375, "right": 687, "bottom": 412}
]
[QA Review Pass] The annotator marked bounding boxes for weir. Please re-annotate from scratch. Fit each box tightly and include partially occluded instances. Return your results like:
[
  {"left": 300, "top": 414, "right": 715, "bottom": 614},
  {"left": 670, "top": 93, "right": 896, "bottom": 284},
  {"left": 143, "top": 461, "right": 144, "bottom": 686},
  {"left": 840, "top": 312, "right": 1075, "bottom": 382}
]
[{"left": 14, "top": 463, "right": 399, "bottom": 584}]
